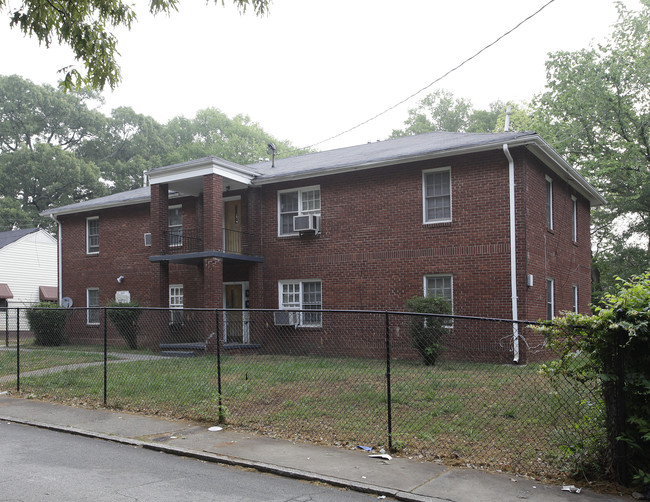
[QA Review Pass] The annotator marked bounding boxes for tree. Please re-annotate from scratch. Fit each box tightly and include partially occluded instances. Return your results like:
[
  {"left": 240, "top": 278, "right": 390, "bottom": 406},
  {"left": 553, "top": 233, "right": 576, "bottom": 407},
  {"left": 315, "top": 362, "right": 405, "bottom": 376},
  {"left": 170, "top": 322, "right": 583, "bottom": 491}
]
[
  {"left": 2, "top": 0, "right": 271, "bottom": 91},
  {"left": 0, "top": 75, "right": 105, "bottom": 154},
  {"left": 532, "top": 1, "right": 650, "bottom": 296},
  {"left": 0, "top": 143, "right": 105, "bottom": 230},
  {"left": 539, "top": 273, "right": 650, "bottom": 487},
  {"left": 162, "top": 108, "right": 304, "bottom": 165},
  {"left": 80, "top": 106, "right": 173, "bottom": 192},
  {"left": 390, "top": 90, "right": 473, "bottom": 137},
  {"left": 390, "top": 89, "right": 532, "bottom": 137}
]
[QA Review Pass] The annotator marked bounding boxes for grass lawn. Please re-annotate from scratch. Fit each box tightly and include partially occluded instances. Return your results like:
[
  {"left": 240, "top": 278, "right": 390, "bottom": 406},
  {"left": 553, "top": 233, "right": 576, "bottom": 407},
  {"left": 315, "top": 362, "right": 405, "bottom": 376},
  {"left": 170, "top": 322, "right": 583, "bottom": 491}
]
[
  {"left": 0, "top": 347, "right": 115, "bottom": 378},
  {"left": 1, "top": 350, "right": 599, "bottom": 481}
]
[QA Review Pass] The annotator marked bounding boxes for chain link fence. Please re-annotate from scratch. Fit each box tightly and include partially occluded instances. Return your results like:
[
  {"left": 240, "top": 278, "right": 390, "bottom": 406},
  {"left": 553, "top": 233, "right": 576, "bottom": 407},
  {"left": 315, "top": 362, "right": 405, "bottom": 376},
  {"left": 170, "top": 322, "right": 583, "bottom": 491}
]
[{"left": 0, "top": 306, "right": 601, "bottom": 480}]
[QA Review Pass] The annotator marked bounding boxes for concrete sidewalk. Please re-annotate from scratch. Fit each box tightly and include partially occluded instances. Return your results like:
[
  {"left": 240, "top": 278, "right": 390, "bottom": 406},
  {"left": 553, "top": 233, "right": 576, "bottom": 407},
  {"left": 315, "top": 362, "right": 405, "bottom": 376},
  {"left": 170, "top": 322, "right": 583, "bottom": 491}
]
[{"left": 0, "top": 394, "right": 628, "bottom": 501}]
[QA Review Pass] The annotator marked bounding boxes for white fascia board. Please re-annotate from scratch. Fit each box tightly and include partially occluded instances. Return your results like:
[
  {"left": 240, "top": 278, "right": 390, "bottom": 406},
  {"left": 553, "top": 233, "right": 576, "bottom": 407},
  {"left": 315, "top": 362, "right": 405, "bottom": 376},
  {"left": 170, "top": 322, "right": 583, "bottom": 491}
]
[
  {"left": 522, "top": 139, "right": 607, "bottom": 206},
  {"left": 148, "top": 158, "right": 256, "bottom": 186}
]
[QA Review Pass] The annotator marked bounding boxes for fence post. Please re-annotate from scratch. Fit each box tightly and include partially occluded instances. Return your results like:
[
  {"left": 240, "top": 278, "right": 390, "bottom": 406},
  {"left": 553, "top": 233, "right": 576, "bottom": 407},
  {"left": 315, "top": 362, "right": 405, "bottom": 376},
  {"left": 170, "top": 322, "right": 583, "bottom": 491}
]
[
  {"left": 613, "top": 328, "right": 628, "bottom": 485},
  {"left": 103, "top": 307, "right": 108, "bottom": 406},
  {"left": 385, "top": 311, "right": 392, "bottom": 452},
  {"left": 216, "top": 310, "right": 224, "bottom": 424},
  {"left": 4, "top": 307, "right": 8, "bottom": 347},
  {"left": 16, "top": 308, "right": 20, "bottom": 392}
]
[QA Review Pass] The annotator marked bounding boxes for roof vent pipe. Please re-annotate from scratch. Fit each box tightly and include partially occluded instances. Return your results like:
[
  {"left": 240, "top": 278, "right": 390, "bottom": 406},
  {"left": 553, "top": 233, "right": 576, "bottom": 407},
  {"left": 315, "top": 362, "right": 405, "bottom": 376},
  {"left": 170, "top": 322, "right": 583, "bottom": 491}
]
[{"left": 504, "top": 105, "right": 512, "bottom": 132}]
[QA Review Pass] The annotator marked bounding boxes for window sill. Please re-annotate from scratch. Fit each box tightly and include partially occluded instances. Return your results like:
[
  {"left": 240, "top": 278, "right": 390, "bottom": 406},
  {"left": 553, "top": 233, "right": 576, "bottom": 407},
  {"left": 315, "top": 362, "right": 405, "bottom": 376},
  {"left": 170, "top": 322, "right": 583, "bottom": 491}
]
[{"left": 423, "top": 221, "right": 452, "bottom": 228}]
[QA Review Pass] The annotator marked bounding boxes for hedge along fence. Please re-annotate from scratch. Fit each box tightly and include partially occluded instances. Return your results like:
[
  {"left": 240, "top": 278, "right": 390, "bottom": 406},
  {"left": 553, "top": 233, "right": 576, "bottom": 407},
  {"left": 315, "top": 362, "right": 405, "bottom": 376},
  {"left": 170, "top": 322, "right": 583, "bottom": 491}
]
[
  {"left": 539, "top": 273, "right": 650, "bottom": 489},
  {"left": 1, "top": 306, "right": 601, "bottom": 482}
]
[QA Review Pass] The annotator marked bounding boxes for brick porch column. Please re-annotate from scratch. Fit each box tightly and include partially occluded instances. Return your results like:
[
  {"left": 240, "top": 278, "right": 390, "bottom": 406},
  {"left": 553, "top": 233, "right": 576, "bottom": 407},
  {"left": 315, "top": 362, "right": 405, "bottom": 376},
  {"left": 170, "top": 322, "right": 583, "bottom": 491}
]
[
  {"left": 204, "top": 257, "right": 223, "bottom": 309},
  {"left": 202, "top": 174, "right": 224, "bottom": 309},
  {"left": 150, "top": 183, "right": 169, "bottom": 308},
  {"left": 202, "top": 174, "right": 223, "bottom": 252}
]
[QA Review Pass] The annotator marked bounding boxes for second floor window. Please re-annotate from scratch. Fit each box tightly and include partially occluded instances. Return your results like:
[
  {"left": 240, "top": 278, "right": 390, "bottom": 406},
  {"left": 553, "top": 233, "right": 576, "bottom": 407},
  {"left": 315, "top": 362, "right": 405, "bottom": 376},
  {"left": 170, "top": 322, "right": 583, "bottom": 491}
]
[
  {"left": 278, "top": 186, "right": 320, "bottom": 235},
  {"left": 423, "top": 168, "right": 451, "bottom": 224},
  {"left": 546, "top": 176, "right": 554, "bottom": 230},
  {"left": 86, "top": 217, "right": 99, "bottom": 254},
  {"left": 571, "top": 195, "right": 578, "bottom": 242}
]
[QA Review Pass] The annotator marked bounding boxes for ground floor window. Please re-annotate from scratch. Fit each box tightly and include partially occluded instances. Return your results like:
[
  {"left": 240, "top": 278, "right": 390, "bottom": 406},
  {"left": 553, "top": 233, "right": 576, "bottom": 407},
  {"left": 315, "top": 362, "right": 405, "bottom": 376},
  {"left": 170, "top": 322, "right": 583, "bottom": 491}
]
[
  {"left": 86, "top": 288, "right": 100, "bottom": 325},
  {"left": 572, "top": 284, "right": 579, "bottom": 313},
  {"left": 169, "top": 284, "right": 184, "bottom": 325},
  {"left": 424, "top": 275, "right": 453, "bottom": 304},
  {"left": 546, "top": 278, "right": 555, "bottom": 319},
  {"left": 279, "top": 280, "right": 322, "bottom": 327}
]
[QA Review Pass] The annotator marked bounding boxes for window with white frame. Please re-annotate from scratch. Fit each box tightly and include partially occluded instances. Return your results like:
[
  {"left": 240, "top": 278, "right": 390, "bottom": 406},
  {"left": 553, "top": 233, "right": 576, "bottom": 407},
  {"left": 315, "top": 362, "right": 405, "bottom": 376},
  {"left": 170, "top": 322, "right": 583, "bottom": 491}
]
[
  {"left": 86, "top": 217, "right": 99, "bottom": 254},
  {"left": 546, "top": 278, "right": 555, "bottom": 319},
  {"left": 86, "top": 288, "right": 100, "bottom": 325},
  {"left": 278, "top": 280, "right": 322, "bottom": 326},
  {"left": 169, "top": 284, "right": 184, "bottom": 325},
  {"left": 278, "top": 186, "right": 320, "bottom": 235},
  {"left": 168, "top": 205, "right": 183, "bottom": 247},
  {"left": 572, "top": 284, "right": 579, "bottom": 313},
  {"left": 545, "top": 175, "right": 554, "bottom": 230},
  {"left": 423, "top": 168, "right": 451, "bottom": 223},
  {"left": 571, "top": 195, "right": 578, "bottom": 242}
]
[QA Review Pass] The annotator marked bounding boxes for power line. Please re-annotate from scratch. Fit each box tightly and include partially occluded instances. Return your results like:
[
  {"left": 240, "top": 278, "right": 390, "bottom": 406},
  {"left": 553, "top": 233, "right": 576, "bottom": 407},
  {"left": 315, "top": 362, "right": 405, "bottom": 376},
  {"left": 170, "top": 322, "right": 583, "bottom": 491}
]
[{"left": 292, "top": 0, "right": 557, "bottom": 153}]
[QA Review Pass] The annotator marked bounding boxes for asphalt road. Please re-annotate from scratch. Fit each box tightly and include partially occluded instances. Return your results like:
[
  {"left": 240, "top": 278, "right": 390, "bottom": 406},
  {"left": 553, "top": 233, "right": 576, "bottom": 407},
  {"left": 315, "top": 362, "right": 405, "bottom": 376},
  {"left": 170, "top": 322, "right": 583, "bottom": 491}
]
[{"left": 0, "top": 421, "right": 382, "bottom": 501}]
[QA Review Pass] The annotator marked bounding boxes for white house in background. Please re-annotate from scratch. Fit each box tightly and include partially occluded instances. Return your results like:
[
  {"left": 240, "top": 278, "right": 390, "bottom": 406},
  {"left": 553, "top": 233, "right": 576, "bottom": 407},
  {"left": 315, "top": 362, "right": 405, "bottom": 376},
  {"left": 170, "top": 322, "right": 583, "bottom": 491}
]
[{"left": 0, "top": 228, "right": 58, "bottom": 309}]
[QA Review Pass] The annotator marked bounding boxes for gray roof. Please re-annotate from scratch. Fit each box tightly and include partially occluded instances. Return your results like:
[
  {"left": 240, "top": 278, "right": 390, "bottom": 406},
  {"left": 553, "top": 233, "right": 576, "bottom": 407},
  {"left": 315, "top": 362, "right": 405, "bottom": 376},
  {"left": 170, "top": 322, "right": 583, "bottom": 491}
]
[
  {"left": 41, "top": 186, "right": 151, "bottom": 217},
  {"left": 247, "top": 131, "right": 538, "bottom": 180},
  {"left": 0, "top": 227, "right": 39, "bottom": 250},
  {"left": 41, "top": 131, "right": 606, "bottom": 217}
]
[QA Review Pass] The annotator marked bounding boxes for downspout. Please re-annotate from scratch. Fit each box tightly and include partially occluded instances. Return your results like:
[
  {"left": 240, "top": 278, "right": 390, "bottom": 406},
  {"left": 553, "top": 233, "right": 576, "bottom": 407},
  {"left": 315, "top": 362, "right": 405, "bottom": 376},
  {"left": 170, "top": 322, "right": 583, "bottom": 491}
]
[
  {"left": 503, "top": 143, "right": 520, "bottom": 363},
  {"left": 49, "top": 214, "right": 63, "bottom": 305}
]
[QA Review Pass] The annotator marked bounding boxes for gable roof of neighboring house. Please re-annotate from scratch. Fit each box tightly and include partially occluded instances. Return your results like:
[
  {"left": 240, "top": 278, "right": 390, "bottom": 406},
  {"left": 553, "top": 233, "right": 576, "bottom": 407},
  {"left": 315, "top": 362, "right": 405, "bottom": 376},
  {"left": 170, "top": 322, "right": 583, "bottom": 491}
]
[
  {"left": 0, "top": 227, "right": 40, "bottom": 250},
  {"left": 41, "top": 131, "right": 606, "bottom": 218}
]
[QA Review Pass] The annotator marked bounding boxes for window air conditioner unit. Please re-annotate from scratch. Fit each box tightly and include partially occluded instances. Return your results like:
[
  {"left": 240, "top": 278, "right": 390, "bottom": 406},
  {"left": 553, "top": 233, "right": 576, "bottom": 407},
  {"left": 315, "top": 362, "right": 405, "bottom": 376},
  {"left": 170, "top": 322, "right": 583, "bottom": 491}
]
[
  {"left": 144, "top": 232, "right": 152, "bottom": 246},
  {"left": 274, "top": 310, "right": 299, "bottom": 326},
  {"left": 293, "top": 214, "right": 320, "bottom": 233}
]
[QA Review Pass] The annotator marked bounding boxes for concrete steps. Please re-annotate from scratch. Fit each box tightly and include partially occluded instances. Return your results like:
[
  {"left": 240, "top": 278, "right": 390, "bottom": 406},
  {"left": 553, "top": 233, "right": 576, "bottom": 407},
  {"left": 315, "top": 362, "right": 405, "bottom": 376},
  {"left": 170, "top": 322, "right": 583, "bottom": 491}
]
[{"left": 160, "top": 342, "right": 206, "bottom": 357}]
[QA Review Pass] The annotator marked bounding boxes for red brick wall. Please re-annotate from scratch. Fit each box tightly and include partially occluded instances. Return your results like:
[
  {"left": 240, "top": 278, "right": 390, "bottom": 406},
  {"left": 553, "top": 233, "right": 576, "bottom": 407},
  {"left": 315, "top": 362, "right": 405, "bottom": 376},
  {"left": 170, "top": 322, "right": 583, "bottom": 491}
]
[{"left": 259, "top": 150, "right": 515, "bottom": 316}]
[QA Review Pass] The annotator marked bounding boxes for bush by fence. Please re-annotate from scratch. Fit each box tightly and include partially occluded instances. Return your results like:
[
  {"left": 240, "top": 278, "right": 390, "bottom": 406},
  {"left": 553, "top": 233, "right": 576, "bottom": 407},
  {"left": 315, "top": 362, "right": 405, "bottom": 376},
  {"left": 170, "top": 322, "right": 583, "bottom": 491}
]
[{"left": 1, "top": 306, "right": 601, "bottom": 482}]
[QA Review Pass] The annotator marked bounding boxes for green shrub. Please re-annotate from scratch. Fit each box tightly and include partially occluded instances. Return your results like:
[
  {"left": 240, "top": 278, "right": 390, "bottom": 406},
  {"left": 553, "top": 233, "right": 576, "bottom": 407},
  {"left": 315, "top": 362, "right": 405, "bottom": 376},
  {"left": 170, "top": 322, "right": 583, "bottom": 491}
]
[
  {"left": 406, "top": 295, "right": 452, "bottom": 366},
  {"left": 106, "top": 300, "right": 142, "bottom": 349},
  {"left": 539, "top": 273, "right": 650, "bottom": 487},
  {"left": 26, "top": 302, "right": 67, "bottom": 346}
]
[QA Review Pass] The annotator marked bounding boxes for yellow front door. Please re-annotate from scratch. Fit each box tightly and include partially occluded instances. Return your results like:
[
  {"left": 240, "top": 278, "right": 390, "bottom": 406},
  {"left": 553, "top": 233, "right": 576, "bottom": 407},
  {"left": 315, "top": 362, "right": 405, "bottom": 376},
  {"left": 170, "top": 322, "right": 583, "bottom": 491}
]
[{"left": 224, "top": 200, "right": 242, "bottom": 254}]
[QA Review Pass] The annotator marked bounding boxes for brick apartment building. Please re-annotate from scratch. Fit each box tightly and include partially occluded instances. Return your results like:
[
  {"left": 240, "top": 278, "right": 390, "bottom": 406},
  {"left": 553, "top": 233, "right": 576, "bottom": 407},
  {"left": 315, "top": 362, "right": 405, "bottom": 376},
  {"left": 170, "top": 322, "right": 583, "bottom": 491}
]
[{"left": 42, "top": 131, "right": 604, "bottom": 362}]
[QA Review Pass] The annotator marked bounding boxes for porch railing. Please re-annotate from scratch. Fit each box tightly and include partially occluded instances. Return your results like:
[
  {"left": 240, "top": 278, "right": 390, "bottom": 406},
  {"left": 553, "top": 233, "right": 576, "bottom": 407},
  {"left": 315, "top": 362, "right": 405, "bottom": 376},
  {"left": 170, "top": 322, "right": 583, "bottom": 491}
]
[{"left": 160, "top": 228, "right": 260, "bottom": 256}]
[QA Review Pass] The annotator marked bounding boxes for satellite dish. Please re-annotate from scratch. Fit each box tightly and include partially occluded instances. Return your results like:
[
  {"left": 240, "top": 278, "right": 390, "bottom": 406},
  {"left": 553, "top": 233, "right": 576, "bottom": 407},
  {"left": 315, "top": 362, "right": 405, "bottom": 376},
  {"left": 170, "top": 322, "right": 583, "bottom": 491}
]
[{"left": 61, "top": 297, "right": 73, "bottom": 308}]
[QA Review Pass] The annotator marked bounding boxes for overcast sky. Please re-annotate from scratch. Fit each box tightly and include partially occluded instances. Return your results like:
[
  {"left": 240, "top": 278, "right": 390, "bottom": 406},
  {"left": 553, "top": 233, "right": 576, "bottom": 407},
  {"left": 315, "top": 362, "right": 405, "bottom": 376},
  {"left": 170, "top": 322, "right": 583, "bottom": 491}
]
[{"left": 0, "top": 0, "right": 640, "bottom": 151}]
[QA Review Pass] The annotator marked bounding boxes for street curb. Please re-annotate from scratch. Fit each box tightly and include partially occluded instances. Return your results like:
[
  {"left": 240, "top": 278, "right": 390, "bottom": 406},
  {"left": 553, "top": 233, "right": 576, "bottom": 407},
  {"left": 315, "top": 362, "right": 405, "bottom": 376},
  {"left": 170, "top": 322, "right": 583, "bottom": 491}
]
[{"left": 0, "top": 414, "right": 439, "bottom": 502}]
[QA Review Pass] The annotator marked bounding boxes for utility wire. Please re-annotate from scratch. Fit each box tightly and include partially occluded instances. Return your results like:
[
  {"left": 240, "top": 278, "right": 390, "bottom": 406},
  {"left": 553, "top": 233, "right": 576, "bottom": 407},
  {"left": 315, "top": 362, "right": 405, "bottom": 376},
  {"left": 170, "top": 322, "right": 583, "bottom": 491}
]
[{"left": 289, "top": 0, "right": 557, "bottom": 154}]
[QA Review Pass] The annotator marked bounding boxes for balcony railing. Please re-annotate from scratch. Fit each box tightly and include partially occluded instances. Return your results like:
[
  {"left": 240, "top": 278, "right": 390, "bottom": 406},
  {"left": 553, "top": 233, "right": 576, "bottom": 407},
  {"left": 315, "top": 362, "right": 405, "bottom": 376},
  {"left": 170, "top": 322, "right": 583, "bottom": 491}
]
[{"left": 160, "top": 228, "right": 260, "bottom": 257}]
